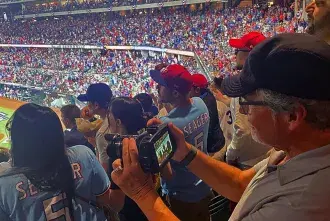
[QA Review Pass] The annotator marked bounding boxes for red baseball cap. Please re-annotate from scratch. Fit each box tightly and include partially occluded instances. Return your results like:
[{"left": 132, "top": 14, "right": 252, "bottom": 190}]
[
  {"left": 150, "top": 64, "right": 192, "bottom": 93},
  {"left": 191, "top": 74, "right": 208, "bottom": 88},
  {"left": 229, "top": 32, "right": 266, "bottom": 51}
]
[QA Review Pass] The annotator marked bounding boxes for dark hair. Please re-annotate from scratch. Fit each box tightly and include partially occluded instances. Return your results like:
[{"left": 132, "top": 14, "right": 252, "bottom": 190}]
[
  {"left": 110, "top": 97, "right": 147, "bottom": 135},
  {"left": 5, "top": 103, "right": 75, "bottom": 219},
  {"left": 134, "top": 93, "right": 153, "bottom": 112},
  {"left": 213, "top": 76, "right": 224, "bottom": 89},
  {"left": 61, "top": 104, "right": 81, "bottom": 125},
  {"left": 200, "top": 88, "right": 209, "bottom": 95},
  {"left": 0, "top": 147, "right": 10, "bottom": 163}
]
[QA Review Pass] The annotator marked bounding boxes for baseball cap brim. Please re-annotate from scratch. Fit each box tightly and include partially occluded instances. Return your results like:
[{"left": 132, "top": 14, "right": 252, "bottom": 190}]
[
  {"left": 221, "top": 74, "right": 256, "bottom": 97},
  {"left": 150, "top": 70, "right": 167, "bottom": 86},
  {"left": 77, "top": 94, "right": 89, "bottom": 102},
  {"left": 229, "top": 39, "right": 246, "bottom": 49}
]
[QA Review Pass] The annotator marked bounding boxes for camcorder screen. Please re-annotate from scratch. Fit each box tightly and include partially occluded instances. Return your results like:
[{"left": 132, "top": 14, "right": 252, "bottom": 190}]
[{"left": 154, "top": 130, "right": 173, "bottom": 166}]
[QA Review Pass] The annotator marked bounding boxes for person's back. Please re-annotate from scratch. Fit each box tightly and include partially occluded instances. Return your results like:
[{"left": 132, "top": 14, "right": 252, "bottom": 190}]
[
  {"left": 160, "top": 97, "right": 211, "bottom": 202},
  {"left": 200, "top": 89, "right": 225, "bottom": 153},
  {"left": 190, "top": 74, "right": 225, "bottom": 155},
  {"left": 64, "top": 127, "right": 96, "bottom": 154},
  {"left": 61, "top": 104, "right": 96, "bottom": 154},
  {"left": 0, "top": 145, "right": 109, "bottom": 221},
  {"left": 150, "top": 63, "right": 213, "bottom": 221}
]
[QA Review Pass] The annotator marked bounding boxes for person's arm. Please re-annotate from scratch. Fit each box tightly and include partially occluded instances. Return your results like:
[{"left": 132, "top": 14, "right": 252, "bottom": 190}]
[
  {"left": 85, "top": 147, "right": 125, "bottom": 212},
  {"left": 226, "top": 99, "right": 251, "bottom": 164},
  {"left": 96, "top": 134, "right": 109, "bottom": 173},
  {"left": 186, "top": 144, "right": 256, "bottom": 202},
  {"left": 148, "top": 119, "right": 256, "bottom": 202},
  {"left": 134, "top": 191, "right": 179, "bottom": 221},
  {"left": 97, "top": 188, "right": 125, "bottom": 212},
  {"left": 110, "top": 138, "right": 179, "bottom": 221},
  {"left": 206, "top": 95, "right": 225, "bottom": 155}
]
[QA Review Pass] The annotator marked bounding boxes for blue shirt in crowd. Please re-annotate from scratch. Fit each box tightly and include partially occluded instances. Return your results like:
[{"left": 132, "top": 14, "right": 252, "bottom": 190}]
[
  {"left": 0, "top": 146, "right": 110, "bottom": 221},
  {"left": 160, "top": 97, "right": 211, "bottom": 203}
]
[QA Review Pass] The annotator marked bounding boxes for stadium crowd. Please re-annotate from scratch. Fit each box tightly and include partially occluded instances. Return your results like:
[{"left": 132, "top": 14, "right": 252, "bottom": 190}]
[
  {"left": 1, "top": 6, "right": 306, "bottom": 70},
  {"left": 0, "top": 6, "right": 307, "bottom": 101},
  {"left": 0, "top": 48, "right": 199, "bottom": 98},
  {"left": 0, "top": 0, "right": 330, "bottom": 220},
  {"left": 18, "top": 0, "right": 178, "bottom": 15}
]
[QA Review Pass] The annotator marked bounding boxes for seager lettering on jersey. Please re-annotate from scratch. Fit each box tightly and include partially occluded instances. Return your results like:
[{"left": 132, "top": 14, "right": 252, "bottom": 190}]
[
  {"left": 16, "top": 163, "right": 83, "bottom": 200},
  {"left": 183, "top": 113, "right": 209, "bottom": 136}
]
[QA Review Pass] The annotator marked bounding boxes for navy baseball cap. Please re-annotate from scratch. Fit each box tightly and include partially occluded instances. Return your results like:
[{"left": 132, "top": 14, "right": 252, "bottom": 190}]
[
  {"left": 77, "top": 83, "right": 113, "bottom": 108},
  {"left": 221, "top": 33, "right": 330, "bottom": 100}
]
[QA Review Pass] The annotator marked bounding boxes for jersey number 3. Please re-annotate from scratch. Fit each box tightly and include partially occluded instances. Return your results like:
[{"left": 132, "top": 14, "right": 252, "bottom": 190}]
[
  {"left": 43, "top": 192, "right": 72, "bottom": 221},
  {"left": 226, "top": 110, "right": 233, "bottom": 125}
]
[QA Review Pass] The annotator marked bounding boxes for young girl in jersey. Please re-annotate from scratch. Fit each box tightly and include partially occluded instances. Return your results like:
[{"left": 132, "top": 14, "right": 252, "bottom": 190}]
[{"left": 0, "top": 103, "right": 120, "bottom": 221}]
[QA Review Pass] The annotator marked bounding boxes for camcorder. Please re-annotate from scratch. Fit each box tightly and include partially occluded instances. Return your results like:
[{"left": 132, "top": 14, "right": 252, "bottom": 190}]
[{"left": 105, "top": 124, "right": 176, "bottom": 174}]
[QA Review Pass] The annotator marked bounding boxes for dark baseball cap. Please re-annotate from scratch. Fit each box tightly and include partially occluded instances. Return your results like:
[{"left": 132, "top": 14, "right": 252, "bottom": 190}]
[
  {"left": 150, "top": 64, "right": 192, "bottom": 94},
  {"left": 221, "top": 33, "right": 330, "bottom": 100},
  {"left": 77, "top": 83, "right": 113, "bottom": 108}
]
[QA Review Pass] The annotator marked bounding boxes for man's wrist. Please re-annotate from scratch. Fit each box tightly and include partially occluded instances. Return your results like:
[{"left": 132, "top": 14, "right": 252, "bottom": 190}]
[
  {"left": 173, "top": 142, "right": 192, "bottom": 162},
  {"left": 134, "top": 190, "right": 179, "bottom": 221},
  {"left": 134, "top": 188, "right": 159, "bottom": 208},
  {"left": 179, "top": 145, "right": 198, "bottom": 167}
]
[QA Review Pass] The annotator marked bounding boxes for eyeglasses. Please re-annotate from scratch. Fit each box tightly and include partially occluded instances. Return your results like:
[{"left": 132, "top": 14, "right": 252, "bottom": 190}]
[{"left": 239, "top": 97, "right": 268, "bottom": 115}]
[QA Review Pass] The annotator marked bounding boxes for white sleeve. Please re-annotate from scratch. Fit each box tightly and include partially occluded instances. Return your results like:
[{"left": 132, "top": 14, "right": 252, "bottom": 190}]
[
  {"left": 226, "top": 99, "right": 251, "bottom": 163},
  {"left": 96, "top": 132, "right": 109, "bottom": 164}
]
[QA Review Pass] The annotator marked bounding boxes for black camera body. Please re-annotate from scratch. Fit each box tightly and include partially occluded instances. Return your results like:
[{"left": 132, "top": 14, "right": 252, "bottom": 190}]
[{"left": 105, "top": 124, "right": 176, "bottom": 174}]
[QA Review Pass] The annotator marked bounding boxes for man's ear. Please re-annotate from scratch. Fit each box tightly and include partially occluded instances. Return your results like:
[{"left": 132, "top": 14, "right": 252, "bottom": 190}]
[
  {"left": 288, "top": 103, "right": 307, "bottom": 131},
  {"left": 116, "top": 118, "right": 122, "bottom": 127},
  {"left": 196, "top": 87, "right": 201, "bottom": 94}
]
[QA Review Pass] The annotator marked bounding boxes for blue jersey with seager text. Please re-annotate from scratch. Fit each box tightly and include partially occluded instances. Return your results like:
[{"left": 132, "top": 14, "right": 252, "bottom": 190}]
[
  {"left": 160, "top": 97, "right": 211, "bottom": 202},
  {"left": 0, "top": 146, "right": 110, "bottom": 221}
]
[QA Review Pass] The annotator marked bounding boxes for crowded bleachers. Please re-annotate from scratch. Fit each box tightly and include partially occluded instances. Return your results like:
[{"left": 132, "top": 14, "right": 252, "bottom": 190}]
[
  {"left": 0, "top": 48, "right": 200, "bottom": 98},
  {"left": 10, "top": 0, "right": 180, "bottom": 15},
  {"left": 0, "top": 6, "right": 307, "bottom": 103},
  {"left": 0, "top": 7, "right": 307, "bottom": 91},
  {"left": 1, "top": 0, "right": 330, "bottom": 220}
]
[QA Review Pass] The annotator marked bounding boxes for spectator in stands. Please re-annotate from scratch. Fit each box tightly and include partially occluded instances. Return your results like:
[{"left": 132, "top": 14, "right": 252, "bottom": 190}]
[
  {"left": 0, "top": 147, "right": 9, "bottom": 163},
  {"left": 0, "top": 147, "right": 10, "bottom": 174},
  {"left": 305, "top": 0, "right": 330, "bottom": 43},
  {"left": 209, "top": 82, "right": 233, "bottom": 161},
  {"left": 221, "top": 32, "right": 272, "bottom": 169},
  {"left": 107, "top": 97, "right": 150, "bottom": 221},
  {"left": 134, "top": 93, "right": 159, "bottom": 119},
  {"left": 78, "top": 83, "right": 113, "bottom": 173},
  {"left": 149, "top": 64, "right": 213, "bottom": 221},
  {"left": 60, "top": 104, "right": 96, "bottom": 154},
  {"left": 190, "top": 73, "right": 225, "bottom": 156},
  {"left": 111, "top": 33, "right": 330, "bottom": 221},
  {"left": 0, "top": 103, "right": 122, "bottom": 220}
]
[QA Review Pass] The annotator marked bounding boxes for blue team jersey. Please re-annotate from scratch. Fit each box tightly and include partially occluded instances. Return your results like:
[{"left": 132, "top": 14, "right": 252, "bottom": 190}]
[
  {"left": 0, "top": 145, "right": 110, "bottom": 221},
  {"left": 160, "top": 97, "right": 211, "bottom": 202}
]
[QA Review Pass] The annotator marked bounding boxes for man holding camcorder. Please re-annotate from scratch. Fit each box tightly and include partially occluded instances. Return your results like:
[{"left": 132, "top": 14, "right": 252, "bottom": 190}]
[{"left": 111, "top": 34, "right": 330, "bottom": 221}]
